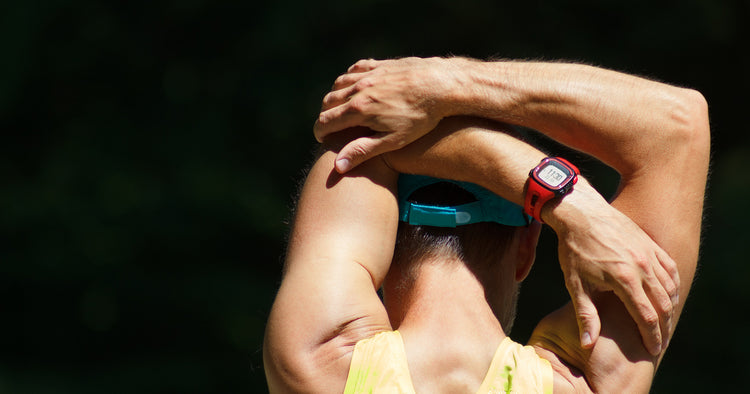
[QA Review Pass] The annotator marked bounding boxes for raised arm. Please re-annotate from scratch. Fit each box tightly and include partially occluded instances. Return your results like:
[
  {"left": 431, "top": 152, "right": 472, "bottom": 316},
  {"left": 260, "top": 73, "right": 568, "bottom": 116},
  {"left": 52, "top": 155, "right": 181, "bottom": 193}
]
[
  {"left": 440, "top": 59, "right": 709, "bottom": 351},
  {"left": 263, "top": 131, "right": 399, "bottom": 393},
  {"left": 314, "top": 57, "right": 709, "bottom": 391},
  {"left": 507, "top": 64, "right": 709, "bottom": 392},
  {"left": 380, "top": 112, "right": 707, "bottom": 392},
  {"left": 419, "top": 59, "right": 709, "bottom": 325},
  {"left": 314, "top": 57, "right": 688, "bottom": 352}
]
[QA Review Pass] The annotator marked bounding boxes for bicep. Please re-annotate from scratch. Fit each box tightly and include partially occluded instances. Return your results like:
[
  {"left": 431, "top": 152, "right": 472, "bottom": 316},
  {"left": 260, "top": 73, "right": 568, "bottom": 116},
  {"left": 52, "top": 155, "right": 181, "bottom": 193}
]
[{"left": 264, "top": 147, "right": 399, "bottom": 391}]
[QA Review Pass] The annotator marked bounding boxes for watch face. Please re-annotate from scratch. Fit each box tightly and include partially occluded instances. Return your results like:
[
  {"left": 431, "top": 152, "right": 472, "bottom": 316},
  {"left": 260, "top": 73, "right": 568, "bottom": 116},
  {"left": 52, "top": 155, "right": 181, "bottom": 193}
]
[{"left": 537, "top": 161, "right": 573, "bottom": 189}]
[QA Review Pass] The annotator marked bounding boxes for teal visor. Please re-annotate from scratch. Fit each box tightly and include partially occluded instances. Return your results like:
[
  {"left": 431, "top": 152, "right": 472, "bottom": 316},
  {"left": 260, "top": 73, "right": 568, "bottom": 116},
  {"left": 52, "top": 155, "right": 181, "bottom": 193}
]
[{"left": 398, "top": 174, "right": 531, "bottom": 227}]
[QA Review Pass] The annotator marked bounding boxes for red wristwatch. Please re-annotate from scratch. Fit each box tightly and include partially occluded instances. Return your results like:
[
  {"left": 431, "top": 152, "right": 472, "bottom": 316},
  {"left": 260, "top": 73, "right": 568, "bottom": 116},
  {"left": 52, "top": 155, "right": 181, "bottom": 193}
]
[{"left": 524, "top": 157, "right": 579, "bottom": 223}]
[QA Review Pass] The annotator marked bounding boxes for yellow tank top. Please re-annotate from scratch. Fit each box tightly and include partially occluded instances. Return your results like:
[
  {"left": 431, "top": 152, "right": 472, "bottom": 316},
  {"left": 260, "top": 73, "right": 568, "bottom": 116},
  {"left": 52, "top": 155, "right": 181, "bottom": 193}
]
[{"left": 344, "top": 331, "right": 553, "bottom": 394}]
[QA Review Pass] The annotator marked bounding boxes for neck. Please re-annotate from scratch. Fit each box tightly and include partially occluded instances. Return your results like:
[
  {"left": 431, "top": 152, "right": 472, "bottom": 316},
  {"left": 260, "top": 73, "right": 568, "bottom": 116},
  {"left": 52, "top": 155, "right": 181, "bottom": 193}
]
[
  {"left": 386, "top": 258, "right": 504, "bottom": 335},
  {"left": 383, "top": 257, "right": 510, "bottom": 392}
]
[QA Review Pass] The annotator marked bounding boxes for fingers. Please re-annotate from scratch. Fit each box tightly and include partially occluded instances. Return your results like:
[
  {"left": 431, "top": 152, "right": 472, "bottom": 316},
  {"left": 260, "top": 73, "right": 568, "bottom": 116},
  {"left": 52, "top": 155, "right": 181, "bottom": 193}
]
[
  {"left": 649, "top": 257, "right": 678, "bottom": 349},
  {"left": 314, "top": 101, "right": 366, "bottom": 143},
  {"left": 567, "top": 276, "right": 602, "bottom": 349},
  {"left": 635, "top": 247, "right": 678, "bottom": 355},
  {"left": 577, "top": 294, "right": 602, "bottom": 349},
  {"left": 315, "top": 71, "right": 376, "bottom": 142},
  {"left": 612, "top": 280, "right": 663, "bottom": 356},
  {"left": 328, "top": 59, "right": 380, "bottom": 92},
  {"left": 321, "top": 84, "right": 357, "bottom": 112},
  {"left": 331, "top": 71, "right": 364, "bottom": 91},
  {"left": 315, "top": 59, "right": 392, "bottom": 143},
  {"left": 657, "top": 248, "right": 680, "bottom": 305},
  {"left": 347, "top": 58, "right": 380, "bottom": 73},
  {"left": 334, "top": 133, "right": 394, "bottom": 173}
]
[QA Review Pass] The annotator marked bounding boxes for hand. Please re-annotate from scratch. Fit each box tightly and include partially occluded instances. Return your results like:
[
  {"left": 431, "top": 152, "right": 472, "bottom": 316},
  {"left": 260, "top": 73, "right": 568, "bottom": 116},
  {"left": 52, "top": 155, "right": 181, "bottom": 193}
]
[
  {"left": 547, "top": 185, "right": 680, "bottom": 356},
  {"left": 313, "top": 57, "right": 460, "bottom": 173}
]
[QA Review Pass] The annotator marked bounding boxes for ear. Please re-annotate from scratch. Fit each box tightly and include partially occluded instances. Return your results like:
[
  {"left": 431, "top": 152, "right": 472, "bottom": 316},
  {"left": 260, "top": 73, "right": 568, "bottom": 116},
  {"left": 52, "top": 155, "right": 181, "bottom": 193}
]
[{"left": 515, "top": 220, "right": 542, "bottom": 282}]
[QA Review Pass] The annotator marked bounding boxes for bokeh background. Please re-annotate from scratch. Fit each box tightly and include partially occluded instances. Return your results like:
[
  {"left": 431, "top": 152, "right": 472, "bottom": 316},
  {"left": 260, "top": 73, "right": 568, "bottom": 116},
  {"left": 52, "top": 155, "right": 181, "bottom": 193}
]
[{"left": 2, "top": 0, "right": 747, "bottom": 392}]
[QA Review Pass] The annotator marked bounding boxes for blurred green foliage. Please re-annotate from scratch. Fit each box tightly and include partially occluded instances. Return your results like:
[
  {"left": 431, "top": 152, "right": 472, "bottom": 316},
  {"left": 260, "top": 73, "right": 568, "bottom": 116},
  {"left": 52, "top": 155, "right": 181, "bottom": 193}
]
[{"left": 0, "top": 0, "right": 746, "bottom": 392}]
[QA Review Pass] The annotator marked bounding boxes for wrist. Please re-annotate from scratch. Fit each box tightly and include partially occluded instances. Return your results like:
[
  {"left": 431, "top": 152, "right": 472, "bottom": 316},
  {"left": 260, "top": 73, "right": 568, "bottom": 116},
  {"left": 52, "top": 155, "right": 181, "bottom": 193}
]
[
  {"left": 541, "top": 178, "right": 608, "bottom": 234},
  {"left": 437, "top": 57, "right": 477, "bottom": 118},
  {"left": 438, "top": 57, "right": 501, "bottom": 118}
]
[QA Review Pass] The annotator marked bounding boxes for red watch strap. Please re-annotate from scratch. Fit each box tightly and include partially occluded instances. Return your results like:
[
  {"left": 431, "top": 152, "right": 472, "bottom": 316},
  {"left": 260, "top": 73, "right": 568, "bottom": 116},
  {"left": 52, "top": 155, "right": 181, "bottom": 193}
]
[
  {"left": 524, "top": 157, "right": 579, "bottom": 223},
  {"left": 525, "top": 176, "right": 553, "bottom": 223}
]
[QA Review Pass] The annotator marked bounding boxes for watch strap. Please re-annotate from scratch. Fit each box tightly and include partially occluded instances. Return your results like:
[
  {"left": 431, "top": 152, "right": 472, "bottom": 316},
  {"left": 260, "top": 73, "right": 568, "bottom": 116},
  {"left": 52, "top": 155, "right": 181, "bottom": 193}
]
[
  {"left": 525, "top": 175, "right": 552, "bottom": 222},
  {"left": 524, "top": 157, "right": 579, "bottom": 223}
]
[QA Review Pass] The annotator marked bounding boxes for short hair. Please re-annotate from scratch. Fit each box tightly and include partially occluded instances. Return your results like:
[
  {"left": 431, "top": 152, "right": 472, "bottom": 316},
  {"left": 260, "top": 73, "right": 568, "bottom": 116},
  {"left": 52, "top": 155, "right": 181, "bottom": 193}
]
[{"left": 391, "top": 181, "right": 517, "bottom": 288}]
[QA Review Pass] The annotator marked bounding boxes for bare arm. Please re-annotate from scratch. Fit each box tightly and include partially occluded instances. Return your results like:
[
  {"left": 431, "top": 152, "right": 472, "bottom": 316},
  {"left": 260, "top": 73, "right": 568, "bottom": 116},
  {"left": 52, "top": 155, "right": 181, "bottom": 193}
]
[
  {"left": 381, "top": 114, "right": 707, "bottom": 392},
  {"left": 444, "top": 60, "right": 709, "bottom": 368},
  {"left": 263, "top": 130, "right": 399, "bottom": 392},
  {"left": 443, "top": 59, "right": 708, "bottom": 325},
  {"left": 461, "top": 62, "right": 709, "bottom": 392},
  {"left": 314, "top": 57, "right": 710, "bottom": 391},
  {"left": 524, "top": 72, "right": 710, "bottom": 392},
  {"left": 314, "top": 57, "right": 686, "bottom": 354}
]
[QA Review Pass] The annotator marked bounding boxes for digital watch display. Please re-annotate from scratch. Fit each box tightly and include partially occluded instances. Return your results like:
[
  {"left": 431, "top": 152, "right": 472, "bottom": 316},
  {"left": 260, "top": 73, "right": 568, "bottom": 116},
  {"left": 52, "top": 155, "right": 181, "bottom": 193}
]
[{"left": 524, "top": 157, "right": 579, "bottom": 222}]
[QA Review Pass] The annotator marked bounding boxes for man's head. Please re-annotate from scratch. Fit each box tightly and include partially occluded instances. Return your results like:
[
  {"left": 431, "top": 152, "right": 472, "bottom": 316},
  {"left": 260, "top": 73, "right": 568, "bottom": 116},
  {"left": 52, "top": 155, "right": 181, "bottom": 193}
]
[{"left": 385, "top": 175, "right": 541, "bottom": 333}]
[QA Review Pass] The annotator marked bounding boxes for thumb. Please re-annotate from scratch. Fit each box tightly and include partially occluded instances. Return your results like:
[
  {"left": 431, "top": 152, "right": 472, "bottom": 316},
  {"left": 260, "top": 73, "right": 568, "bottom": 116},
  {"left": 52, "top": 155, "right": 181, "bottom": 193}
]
[
  {"left": 572, "top": 288, "right": 602, "bottom": 349},
  {"left": 335, "top": 134, "right": 391, "bottom": 173}
]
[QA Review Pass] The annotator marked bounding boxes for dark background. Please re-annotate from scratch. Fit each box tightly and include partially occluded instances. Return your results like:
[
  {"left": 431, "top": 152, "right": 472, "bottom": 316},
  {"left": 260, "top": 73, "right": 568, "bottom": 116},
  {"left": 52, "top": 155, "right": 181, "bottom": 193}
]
[{"left": 2, "top": 0, "right": 747, "bottom": 392}]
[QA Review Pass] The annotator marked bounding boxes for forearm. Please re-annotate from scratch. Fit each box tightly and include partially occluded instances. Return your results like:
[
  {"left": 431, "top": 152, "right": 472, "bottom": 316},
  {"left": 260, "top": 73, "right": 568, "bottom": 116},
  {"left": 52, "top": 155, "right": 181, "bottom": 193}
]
[
  {"left": 445, "top": 59, "right": 707, "bottom": 177},
  {"left": 383, "top": 116, "right": 607, "bottom": 231},
  {"left": 313, "top": 57, "right": 709, "bottom": 390},
  {"left": 445, "top": 58, "right": 709, "bottom": 301},
  {"left": 387, "top": 115, "right": 704, "bottom": 389}
]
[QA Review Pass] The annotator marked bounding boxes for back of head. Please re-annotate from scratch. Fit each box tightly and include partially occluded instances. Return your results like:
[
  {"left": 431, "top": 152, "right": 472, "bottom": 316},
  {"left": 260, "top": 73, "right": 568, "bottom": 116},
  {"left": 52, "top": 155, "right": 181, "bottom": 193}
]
[
  {"left": 388, "top": 175, "right": 531, "bottom": 332},
  {"left": 392, "top": 181, "right": 517, "bottom": 279}
]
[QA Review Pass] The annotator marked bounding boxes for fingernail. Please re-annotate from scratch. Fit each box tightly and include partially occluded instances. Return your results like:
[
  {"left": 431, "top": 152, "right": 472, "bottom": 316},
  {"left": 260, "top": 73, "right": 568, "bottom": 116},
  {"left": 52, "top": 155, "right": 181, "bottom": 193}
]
[
  {"left": 582, "top": 332, "right": 592, "bottom": 347},
  {"left": 336, "top": 158, "right": 351, "bottom": 173}
]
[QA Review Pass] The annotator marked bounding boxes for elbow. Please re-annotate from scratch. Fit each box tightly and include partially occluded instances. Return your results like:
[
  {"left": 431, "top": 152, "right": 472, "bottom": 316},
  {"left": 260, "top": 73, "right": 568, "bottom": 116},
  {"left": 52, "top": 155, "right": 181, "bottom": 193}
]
[
  {"left": 669, "top": 88, "right": 711, "bottom": 162},
  {"left": 687, "top": 89, "right": 711, "bottom": 162},
  {"left": 263, "top": 310, "right": 314, "bottom": 393},
  {"left": 622, "top": 87, "right": 710, "bottom": 177},
  {"left": 263, "top": 338, "right": 315, "bottom": 393}
]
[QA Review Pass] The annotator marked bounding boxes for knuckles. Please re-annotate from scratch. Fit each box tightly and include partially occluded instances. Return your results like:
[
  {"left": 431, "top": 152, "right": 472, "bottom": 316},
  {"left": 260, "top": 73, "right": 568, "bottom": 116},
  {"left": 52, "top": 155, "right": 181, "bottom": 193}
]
[
  {"left": 321, "top": 91, "right": 336, "bottom": 109},
  {"left": 663, "top": 279, "right": 678, "bottom": 299},
  {"left": 635, "top": 295, "right": 660, "bottom": 326},
  {"left": 630, "top": 252, "right": 651, "bottom": 272},
  {"left": 354, "top": 78, "right": 374, "bottom": 92},
  {"left": 610, "top": 263, "right": 639, "bottom": 288},
  {"left": 350, "top": 58, "right": 375, "bottom": 71},
  {"left": 348, "top": 94, "right": 374, "bottom": 113},
  {"left": 333, "top": 72, "right": 360, "bottom": 89},
  {"left": 348, "top": 143, "right": 370, "bottom": 159},
  {"left": 639, "top": 307, "right": 660, "bottom": 328},
  {"left": 657, "top": 297, "right": 674, "bottom": 316}
]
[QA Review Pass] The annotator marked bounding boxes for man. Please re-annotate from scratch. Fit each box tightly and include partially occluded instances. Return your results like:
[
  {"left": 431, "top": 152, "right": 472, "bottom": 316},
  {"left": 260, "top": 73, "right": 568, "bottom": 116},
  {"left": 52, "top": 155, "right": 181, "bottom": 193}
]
[{"left": 264, "top": 57, "right": 709, "bottom": 392}]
